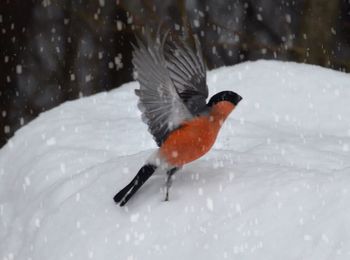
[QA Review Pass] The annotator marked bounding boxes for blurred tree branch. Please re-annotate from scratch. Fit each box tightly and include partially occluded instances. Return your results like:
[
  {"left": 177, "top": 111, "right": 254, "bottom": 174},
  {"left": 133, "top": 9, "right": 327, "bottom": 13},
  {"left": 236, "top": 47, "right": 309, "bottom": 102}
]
[{"left": 297, "top": 0, "right": 340, "bottom": 66}]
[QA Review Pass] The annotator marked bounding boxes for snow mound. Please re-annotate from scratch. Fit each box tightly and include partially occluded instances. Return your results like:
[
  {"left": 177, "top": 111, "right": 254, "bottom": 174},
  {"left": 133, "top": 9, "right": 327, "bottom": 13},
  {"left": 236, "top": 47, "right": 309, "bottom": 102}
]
[{"left": 1, "top": 60, "right": 350, "bottom": 260}]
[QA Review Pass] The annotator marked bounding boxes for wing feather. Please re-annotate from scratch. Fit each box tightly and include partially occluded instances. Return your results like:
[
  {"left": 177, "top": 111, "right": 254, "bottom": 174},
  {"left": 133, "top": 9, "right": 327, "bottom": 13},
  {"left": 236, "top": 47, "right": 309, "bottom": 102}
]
[
  {"left": 164, "top": 36, "right": 208, "bottom": 114},
  {"left": 133, "top": 34, "right": 193, "bottom": 146},
  {"left": 133, "top": 32, "right": 209, "bottom": 146}
]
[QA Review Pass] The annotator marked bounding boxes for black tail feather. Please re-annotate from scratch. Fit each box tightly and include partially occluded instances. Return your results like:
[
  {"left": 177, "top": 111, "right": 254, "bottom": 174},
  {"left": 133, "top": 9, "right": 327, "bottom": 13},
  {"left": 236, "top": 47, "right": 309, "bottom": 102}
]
[
  {"left": 113, "top": 178, "right": 136, "bottom": 203},
  {"left": 114, "top": 164, "right": 157, "bottom": 206}
]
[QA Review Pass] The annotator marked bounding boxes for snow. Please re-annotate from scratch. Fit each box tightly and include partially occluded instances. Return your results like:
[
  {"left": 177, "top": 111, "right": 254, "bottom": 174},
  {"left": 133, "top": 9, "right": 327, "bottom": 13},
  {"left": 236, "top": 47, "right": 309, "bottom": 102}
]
[{"left": 1, "top": 60, "right": 350, "bottom": 259}]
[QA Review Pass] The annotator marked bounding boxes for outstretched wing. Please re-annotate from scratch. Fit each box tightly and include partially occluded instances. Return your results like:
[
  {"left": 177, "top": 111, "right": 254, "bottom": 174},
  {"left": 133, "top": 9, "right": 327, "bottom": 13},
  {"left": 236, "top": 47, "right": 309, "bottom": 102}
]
[
  {"left": 133, "top": 35, "right": 193, "bottom": 147},
  {"left": 164, "top": 36, "right": 208, "bottom": 115}
]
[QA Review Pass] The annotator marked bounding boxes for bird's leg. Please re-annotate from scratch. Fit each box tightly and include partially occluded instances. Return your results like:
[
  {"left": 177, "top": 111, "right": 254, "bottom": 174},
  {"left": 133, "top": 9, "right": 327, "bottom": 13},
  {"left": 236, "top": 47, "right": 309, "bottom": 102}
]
[{"left": 164, "top": 167, "right": 179, "bottom": 201}]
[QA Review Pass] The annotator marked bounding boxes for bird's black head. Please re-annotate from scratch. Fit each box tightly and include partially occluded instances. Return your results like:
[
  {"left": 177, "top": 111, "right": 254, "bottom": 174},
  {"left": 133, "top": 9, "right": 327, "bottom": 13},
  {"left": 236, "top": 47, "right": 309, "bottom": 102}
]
[{"left": 207, "top": 91, "right": 243, "bottom": 107}]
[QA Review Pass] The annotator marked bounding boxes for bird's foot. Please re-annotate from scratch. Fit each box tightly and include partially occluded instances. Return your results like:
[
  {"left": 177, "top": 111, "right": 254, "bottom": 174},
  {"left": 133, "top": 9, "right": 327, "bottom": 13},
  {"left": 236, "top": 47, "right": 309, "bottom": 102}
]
[{"left": 164, "top": 191, "right": 169, "bottom": 201}]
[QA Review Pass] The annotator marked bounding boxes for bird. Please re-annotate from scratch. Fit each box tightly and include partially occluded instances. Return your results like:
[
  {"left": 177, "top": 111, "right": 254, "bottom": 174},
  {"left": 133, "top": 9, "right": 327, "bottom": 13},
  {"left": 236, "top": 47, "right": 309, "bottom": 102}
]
[{"left": 114, "top": 31, "right": 242, "bottom": 206}]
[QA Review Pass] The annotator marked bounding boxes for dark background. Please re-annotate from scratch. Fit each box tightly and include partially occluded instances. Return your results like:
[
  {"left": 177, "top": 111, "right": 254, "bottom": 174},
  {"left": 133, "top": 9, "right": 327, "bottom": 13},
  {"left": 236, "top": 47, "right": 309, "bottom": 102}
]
[{"left": 1, "top": 0, "right": 350, "bottom": 148}]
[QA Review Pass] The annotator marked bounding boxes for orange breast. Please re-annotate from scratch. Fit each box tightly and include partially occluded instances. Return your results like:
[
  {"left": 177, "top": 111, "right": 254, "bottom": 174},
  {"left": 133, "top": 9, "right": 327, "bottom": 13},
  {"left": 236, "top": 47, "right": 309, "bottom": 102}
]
[{"left": 160, "top": 101, "right": 235, "bottom": 166}]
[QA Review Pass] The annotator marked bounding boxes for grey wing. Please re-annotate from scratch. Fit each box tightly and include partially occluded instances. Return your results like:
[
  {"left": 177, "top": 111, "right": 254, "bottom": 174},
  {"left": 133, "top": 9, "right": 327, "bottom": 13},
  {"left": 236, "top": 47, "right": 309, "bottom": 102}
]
[
  {"left": 133, "top": 36, "right": 193, "bottom": 147},
  {"left": 164, "top": 36, "right": 208, "bottom": 115}
]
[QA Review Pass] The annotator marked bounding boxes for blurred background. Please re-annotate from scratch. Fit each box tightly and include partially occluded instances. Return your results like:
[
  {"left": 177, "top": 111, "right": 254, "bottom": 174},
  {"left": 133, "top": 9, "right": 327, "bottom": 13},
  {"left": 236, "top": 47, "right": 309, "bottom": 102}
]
[{"left": 1, "top": 0, "right": 350, "bottom": 148}]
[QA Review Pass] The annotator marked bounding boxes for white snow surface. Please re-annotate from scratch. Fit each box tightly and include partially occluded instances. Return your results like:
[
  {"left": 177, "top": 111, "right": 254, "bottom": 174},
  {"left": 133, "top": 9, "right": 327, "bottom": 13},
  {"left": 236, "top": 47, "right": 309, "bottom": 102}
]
[{"left": 1, "top": 60, "right": 350, "bottom": 260}]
